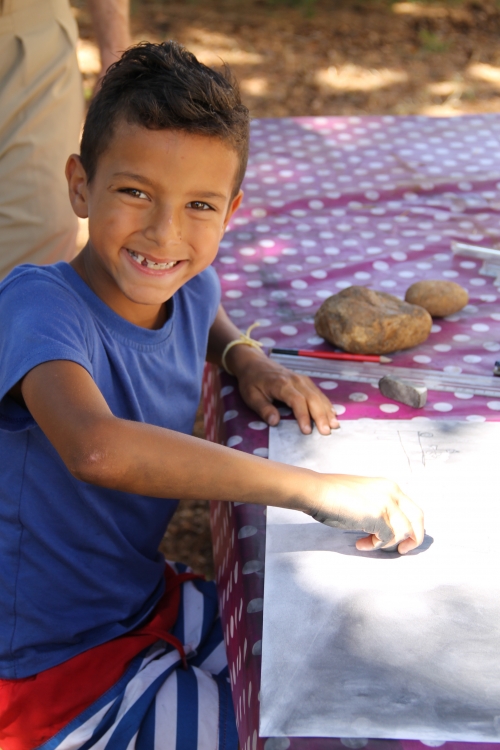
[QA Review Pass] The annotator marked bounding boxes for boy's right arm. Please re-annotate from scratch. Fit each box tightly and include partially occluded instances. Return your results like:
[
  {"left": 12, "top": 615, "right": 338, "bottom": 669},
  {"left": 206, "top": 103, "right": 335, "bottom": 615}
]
[{"left": 16, "top": 359, "right": 424, "bottom": 554}]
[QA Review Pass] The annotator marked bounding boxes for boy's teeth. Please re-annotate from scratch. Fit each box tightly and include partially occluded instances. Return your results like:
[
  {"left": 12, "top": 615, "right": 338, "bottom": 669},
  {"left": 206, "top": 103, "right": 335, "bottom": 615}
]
[{"left": 128, "top": 250, "right": 178, "bottom": 270}]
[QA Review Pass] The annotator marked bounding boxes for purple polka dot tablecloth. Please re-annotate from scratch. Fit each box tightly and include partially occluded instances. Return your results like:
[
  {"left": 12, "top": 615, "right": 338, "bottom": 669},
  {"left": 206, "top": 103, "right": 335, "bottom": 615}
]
[{"left": 202, "top": 115, "right": 500, "bottom": 750}]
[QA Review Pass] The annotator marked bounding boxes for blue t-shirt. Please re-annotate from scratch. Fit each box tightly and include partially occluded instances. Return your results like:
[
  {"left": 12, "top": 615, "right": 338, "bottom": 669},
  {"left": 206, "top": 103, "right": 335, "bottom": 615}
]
[{"left": 0, "top": 262, "right": 220, "bottom": 679}]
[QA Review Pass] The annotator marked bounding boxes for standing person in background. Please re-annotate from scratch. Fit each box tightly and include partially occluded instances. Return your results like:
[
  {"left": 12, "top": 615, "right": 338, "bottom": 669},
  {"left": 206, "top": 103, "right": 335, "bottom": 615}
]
[{"left": 0, "top": 0, "right": 130, "bottom": 279}]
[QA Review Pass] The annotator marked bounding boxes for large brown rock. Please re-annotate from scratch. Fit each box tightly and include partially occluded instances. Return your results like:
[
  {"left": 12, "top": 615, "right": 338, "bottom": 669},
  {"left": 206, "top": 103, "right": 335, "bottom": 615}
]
[
  {"left": 314, "top": 286, "right": 432, "bottom": 355},
  {"left": 404, "top": 280, "right": 468, "bottom": 317}
]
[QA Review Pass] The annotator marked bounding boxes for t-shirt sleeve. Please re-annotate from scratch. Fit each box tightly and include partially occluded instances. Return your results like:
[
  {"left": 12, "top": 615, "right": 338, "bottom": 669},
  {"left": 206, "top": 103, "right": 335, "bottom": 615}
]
[{"left": 0, "top": 271, "right": 94, "bottom": 406}]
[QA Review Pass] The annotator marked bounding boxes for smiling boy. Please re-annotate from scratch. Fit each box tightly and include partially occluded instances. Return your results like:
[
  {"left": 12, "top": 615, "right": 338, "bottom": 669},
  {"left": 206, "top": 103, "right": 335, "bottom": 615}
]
[{"left": 0, "top": 42, "right": 423, "bottom": 750}]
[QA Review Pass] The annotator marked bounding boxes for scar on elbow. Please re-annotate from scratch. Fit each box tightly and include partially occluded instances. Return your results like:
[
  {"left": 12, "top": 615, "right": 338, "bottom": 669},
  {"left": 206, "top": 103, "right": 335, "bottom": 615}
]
[
  {"left": 71, "top": 448, "right": 110, "bottom": 483},
  {"left": 86, "top": 450, "right": 106, "bottom": 464}
]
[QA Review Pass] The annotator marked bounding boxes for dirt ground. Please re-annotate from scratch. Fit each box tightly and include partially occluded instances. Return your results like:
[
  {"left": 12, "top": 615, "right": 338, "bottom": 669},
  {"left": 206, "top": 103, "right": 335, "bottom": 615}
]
[
  {"left": 74, "top": 0, "right": 500, "bottom": 118},
  {"left": 71, "top": 0, "right": 500, "bottom": 577}
]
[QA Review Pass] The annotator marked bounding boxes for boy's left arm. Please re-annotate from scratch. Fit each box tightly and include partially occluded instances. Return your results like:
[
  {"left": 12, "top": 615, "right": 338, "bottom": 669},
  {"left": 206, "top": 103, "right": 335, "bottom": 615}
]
[{"left": 206, "top": 305, "right": 338, "bottom": 436}]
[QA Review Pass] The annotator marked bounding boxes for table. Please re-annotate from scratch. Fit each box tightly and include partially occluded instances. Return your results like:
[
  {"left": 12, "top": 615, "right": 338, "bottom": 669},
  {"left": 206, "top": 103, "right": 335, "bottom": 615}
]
[{"left": 202, "top": 114, "right": 500, "bottom": 750}]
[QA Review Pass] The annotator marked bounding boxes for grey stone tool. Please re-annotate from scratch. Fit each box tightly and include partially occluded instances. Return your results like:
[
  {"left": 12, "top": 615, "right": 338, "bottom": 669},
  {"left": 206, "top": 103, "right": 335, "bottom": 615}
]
[{"left": 378, "top": 375, "right": 427, "bottom": 408}]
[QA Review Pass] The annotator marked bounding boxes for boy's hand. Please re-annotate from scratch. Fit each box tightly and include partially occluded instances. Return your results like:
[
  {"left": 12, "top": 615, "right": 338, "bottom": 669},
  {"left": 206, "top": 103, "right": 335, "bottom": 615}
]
[
  {"left": 207, "top": 306, "right": 337, "bottom": 435},
  {"left": 226, "top": 344, "right": 338, "bottom": 435},
  {"left": 309, "top": 474, "right": 424, "bottom": 555}
]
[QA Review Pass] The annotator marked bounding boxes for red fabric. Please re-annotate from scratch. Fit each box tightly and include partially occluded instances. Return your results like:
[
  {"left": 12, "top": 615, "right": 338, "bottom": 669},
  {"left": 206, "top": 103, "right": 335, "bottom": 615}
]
[{"left": 0, "top": 566, "right": 201, "bottom": 750}]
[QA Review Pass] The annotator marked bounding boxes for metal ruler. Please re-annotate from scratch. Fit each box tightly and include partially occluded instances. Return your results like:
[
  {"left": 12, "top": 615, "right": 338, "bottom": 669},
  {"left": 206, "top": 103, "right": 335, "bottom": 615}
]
[
  {"left": 270, "top": 353, "right": 500, "bottom": 398},
  {"left": 452, "top": 241, "right": 500, "bottom": 286}
]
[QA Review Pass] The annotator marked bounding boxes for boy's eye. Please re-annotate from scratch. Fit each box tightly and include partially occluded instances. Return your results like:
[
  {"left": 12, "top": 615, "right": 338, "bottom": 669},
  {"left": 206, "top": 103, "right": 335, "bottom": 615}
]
[
  {"left": 120, "top": 188, "right": 149, "bottom": 200},
  {"left": 187, "top": 201, "right": 213, "bottom": 211}
]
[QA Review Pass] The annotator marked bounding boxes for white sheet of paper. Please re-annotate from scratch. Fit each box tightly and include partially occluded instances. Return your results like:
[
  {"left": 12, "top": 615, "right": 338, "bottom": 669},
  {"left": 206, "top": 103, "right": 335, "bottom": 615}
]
[{"left": 261, "top": 419, "right": 500, "bottom": 742}]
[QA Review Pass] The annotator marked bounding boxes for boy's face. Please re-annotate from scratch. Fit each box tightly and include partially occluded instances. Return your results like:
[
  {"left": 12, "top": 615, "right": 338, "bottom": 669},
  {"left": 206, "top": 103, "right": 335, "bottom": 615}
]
[{"left": 67, "top": 123, "right": 243, "bottom": 328}]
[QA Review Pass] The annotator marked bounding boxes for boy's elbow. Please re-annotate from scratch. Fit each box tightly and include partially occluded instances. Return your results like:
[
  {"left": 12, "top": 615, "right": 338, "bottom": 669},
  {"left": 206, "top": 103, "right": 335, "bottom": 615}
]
[
  {"left": 67, "top": 446, "right": 116, "bottom": 486},
  {"left": 62, "top": 417, "right": 122, "bottom": 486}
]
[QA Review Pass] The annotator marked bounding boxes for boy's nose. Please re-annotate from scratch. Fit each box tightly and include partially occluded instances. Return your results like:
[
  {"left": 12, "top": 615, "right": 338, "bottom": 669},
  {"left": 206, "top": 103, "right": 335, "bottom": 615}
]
[{"left": 144, "top": 206, "right": 182, "bottom": 248}]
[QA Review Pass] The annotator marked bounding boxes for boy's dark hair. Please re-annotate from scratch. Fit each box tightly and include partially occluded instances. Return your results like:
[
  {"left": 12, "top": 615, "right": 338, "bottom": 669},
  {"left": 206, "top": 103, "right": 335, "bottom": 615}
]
[{"left": 80, "top": 41, "right": 250, "bottom": 196}]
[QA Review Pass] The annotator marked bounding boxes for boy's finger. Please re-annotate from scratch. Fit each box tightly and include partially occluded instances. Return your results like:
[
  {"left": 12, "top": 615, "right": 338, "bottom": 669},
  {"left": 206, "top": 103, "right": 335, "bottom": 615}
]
[
  {"left": 378, "top": 502, "right": 421, "bottom": 554},
  {"left": 396, "top": 491, "right": 425, "bottom": 548},
  {"left": 245, "top": 388, "right": 281, "bottom": 427},
  {"left": 310, "top": 386, "right": 339, "bottom": 430},
  {"left": 356, "top": 523, "right": 409, "bottom": 554},
  {"left": 307, "top": 391, "right": 339, "bottom": 434},
  {"left": 356, "top": 534, "right": 382, "bottom": 551},
  {"left": 242, "top": 387, "right": 280, "bottom": 427},
  {"left": 285, "top": 391, "right": 313, "bottom": 434},
  {"left": 284, "top": 378, "right": 338, "bottom": 434},
  {"left": 397, "top": 534, "right": 420, "bottom": 555},
  {"left": 376, "top": 502, "right": 422, "bottom": 553},
  {"left": 263, "top": 379, "right": 312, "bottom": 434},
  {"left": 383, "top": 503, "right": 414, "bottom": 549},
  {"left": 357, "top": 533, "right": 415, "bottom": 554}
]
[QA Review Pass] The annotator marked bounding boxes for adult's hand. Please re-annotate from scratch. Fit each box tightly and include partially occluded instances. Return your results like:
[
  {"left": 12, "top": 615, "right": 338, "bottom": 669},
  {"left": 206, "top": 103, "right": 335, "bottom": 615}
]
[{"left": 87, "top": 0, "right": 131, "bottom": 83}]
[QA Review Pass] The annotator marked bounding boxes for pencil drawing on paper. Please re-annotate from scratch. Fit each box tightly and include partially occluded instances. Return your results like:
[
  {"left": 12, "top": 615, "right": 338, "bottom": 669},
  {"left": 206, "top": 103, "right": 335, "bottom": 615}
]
[{"left": 397, "top": 430, "right": 461, "bottom": 469}]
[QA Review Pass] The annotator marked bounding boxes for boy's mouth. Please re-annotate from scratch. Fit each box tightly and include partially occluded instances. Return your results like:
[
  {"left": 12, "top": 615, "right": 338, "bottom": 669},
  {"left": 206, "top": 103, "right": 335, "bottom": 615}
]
[{"left": 127, "top": 249, "right": 180, "bottom": 271}]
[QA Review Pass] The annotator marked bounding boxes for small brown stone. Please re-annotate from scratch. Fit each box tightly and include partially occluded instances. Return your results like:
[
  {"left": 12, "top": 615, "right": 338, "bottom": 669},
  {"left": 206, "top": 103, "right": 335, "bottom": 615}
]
[
  {"left": 314, "top": 286, "right": 432, "bottom": 355},
  {"left": 404, "top": 280, "right": 468, "bottom": 318}
]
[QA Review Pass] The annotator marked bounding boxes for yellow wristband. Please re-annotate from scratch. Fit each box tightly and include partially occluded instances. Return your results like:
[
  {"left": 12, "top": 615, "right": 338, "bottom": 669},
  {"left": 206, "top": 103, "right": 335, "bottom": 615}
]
[{"left": 221, "top": 322, "right": 264, "bottom": 375}]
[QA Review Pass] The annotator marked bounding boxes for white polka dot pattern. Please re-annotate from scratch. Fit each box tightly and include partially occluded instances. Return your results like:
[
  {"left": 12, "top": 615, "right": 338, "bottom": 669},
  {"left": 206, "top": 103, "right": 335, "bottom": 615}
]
[{"left": 206, "top": 115, "right": 500, "bottom": 750}]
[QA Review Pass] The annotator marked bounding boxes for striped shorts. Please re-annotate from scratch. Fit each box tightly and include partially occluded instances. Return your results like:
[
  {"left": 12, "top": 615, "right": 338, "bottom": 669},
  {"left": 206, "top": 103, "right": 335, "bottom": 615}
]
[{"left": 36, "top": 565, "right": 238, "bottom": 750}]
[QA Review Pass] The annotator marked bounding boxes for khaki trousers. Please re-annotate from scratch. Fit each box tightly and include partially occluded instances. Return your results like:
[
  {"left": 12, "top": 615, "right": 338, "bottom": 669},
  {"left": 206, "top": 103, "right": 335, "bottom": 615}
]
[{"left": 0, "top": 0, "right": 84, "bottom": 279}]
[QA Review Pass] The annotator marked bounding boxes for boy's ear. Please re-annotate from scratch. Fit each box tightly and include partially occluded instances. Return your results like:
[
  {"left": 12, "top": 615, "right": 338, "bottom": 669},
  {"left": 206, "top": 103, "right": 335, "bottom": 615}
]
[
  {"left": 222, "top": 190, "right": 244, "bottom": 235},
  {"left": 66, "top": 155, "right": 89, "bottom": 219}
]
